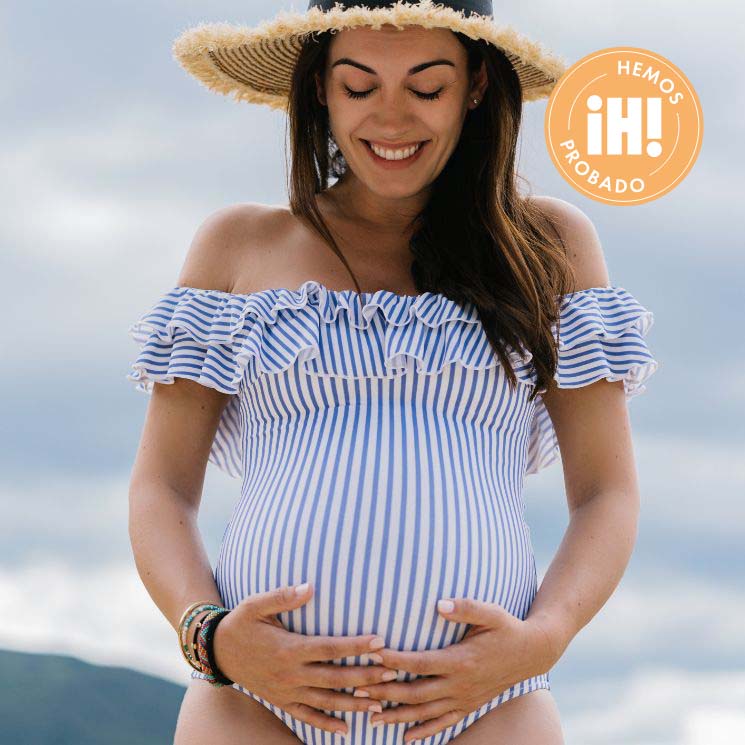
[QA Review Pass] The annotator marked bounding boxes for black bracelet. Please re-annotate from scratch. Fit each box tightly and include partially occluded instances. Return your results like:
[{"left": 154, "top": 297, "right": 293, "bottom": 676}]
[{"left": 204, "top": 609, "right": 235, "bottom": 686}]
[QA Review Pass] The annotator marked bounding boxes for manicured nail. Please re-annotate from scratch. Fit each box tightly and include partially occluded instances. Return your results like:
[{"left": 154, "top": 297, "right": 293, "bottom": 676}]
[
  {"left": 294, "top": 582, "right": 309, "bottom": 595},
  {"left": 369, "top": 653, "right": 384, "bottom": 664},
  {"left": 368, "top": 703, "right": 383, "bottom": 713},
  {"left": 371, "top": 719, "right": 383, "bottom": 727},
  {"left": 369, "top": 636, "right": 385, "bottom": 650},
  {"left": 354, "top": 689, "right": 370, "bottom": 697},
  {"left": 438, "top": 599, "right": 454, "bottom": 613},
  {"left": 381, "top": 670, "right": 398, "bottom": 681},
  {"left": 335, "top": 727, "right": 346, "bottom": 737}
]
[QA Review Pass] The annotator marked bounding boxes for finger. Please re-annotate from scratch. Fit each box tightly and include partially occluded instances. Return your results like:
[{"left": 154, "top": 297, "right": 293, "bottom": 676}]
[
  {"left": 300, "top": 686, "right": 386, "bottom": 715},
  {"left": 284, "top": 702, "right": 348, "bottom": 737},
  {"left": 246, "top": 583, "right": 315, "bottom": 618},
  {"left": 368, "top": 698, "right": 453, "bottom": 726},
  {"left": 295, "top": 631, "right": 388, "bottom": 663},
  {"left": 437, "top": 597, "right": 514, "bottom": 628},
  {"left": 304, "top": 661, "right": 401, "bottom": 689},
  {"left": 372, "top": 646, "right": 455, "bottom": 676},
  {"left": 401, "top": 709, "right": 464, "bottom": 743},
  {"left": 354, "top": 676, "right": 447, "bottom": 704}
]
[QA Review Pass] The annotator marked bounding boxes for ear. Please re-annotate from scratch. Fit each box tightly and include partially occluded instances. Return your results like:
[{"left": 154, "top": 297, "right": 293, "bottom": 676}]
[
  {"left": 469, "top": 59, "right": 488, "bottom": 107},
  {"left": 314, "top": 71, "right": 327, "bottom": 107}
]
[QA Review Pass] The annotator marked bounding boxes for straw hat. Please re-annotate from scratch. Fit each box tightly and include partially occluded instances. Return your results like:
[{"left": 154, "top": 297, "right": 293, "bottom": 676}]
[{"left": 172, "top": 0, "right": 568, "bottom": 110}]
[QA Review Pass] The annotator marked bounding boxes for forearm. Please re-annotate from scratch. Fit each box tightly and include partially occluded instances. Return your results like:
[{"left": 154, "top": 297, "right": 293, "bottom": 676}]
[
  {"left": 128, "top": 483, "right": 224, "bottom": 633},
  {"left": 526, "top": 488, "right": 639, "bottom": 662}
]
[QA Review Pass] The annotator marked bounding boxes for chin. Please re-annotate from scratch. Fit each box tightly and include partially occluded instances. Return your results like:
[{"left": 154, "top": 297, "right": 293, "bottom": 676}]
[{"left": 352, "top": 172, "right": 434, "bottom": 199}]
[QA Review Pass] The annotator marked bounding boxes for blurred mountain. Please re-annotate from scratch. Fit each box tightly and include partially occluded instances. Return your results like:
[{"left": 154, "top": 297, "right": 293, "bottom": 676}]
[{"left": 0, "top": 648, "right": 185, "bottom": 745}]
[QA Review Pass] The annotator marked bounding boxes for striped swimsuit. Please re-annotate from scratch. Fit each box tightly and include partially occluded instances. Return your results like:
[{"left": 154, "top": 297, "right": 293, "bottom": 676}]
[{"left": 127, "top": 279, "right": 657, "bottom": 744}]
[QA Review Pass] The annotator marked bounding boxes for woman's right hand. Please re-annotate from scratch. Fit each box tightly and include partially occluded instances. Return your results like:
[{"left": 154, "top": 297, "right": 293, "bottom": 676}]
[{"left": 211, "top": 582, "right": 397, "bottom": 736}]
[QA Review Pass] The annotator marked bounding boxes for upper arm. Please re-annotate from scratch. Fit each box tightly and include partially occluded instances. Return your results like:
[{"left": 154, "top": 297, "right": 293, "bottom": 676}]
[
  {"left": 130, "top": 203, "right": 267, "bottom": 505},
  {"left": 530, "top": 197, "right": 638, "bottom": 510}
]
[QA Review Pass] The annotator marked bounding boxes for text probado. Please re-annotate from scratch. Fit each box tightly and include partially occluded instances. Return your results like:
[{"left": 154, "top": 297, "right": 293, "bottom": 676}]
[{"left": 558, "top": 140, "right": 645, "bottom": 193}]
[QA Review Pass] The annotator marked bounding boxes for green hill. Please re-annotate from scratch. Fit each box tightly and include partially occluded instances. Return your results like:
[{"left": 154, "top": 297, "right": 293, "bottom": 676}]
[{"left": 0, "top": 648, "right": 186, "bottom": 744}]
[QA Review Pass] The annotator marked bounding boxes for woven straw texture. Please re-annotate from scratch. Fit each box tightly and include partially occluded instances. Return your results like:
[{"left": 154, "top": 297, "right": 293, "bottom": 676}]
[{"left": 172, "top": 0, "right": 568, "bottom": 109}]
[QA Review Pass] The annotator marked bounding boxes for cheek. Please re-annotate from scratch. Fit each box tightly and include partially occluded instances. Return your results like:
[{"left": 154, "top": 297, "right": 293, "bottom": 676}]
[
  {"left": 327, "top": 97, "right": 366, "bottom": 133},
  {"left": 430, "top": 109, "right": 467, "bottom": 143}
]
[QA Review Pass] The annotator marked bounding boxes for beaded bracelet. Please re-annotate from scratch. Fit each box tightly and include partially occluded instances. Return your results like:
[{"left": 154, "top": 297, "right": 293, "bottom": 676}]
[
  {"left": 177, "top": 602, "right": 224, "bottom": 672},
  {"left": 197, "top": 608, "right": 234, "bottom": 687},
  {"left": 205, "top": 612, "right": 234, "bottom": 686},
  {"left": 186, "top": 613, "right": 208, "bottom": 668},
  {"left": 181, "top": 605, "right": 221, "bottom": 671}
]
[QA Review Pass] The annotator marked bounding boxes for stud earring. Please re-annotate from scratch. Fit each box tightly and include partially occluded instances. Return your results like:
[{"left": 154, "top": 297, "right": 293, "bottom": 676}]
[{"left": 473, "top": 98, "right": 479, "bottom": 105}]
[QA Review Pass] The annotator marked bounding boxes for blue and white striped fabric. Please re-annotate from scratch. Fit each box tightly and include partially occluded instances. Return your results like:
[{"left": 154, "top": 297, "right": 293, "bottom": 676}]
[{"left": 127, "top": 279, "right": 657, "bottom": 744}]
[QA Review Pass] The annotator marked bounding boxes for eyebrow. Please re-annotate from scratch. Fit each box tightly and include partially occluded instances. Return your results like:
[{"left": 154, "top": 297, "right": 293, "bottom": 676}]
[{"left": 330, "top": 58, "right": 455, "bottom": 75}]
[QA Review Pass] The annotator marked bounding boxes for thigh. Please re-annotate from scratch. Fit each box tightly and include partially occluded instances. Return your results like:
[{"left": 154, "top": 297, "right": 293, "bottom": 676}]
[
  {"left": 452, "top": 689, "right": 564, "bottom": 745},
  {"left": 174, "top": 677, "right": 302, "bottom": 744}
]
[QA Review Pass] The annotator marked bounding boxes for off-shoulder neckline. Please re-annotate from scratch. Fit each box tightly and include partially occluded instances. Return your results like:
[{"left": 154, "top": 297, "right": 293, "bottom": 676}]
[
  {"left": 172, "top": 278, "right": 620, "bottom": 302},
  {"left": 176, "top": 279, "right": 429, "bottom": 301}
]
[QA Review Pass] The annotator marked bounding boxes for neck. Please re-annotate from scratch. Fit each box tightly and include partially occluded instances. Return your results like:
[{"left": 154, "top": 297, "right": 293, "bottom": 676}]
[{"left": 327, "top": 173, "right": 430, "bottom": 236}]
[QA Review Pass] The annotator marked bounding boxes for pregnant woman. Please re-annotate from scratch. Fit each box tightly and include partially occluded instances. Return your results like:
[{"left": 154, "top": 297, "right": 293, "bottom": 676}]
[{"left": 126, "top": 2, "right": 658, "bottom": 743}]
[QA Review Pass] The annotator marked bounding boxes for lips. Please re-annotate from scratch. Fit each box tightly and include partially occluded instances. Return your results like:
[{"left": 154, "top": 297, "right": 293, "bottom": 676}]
[
  {"left": 362, "top": 139, "right": 428, "bottom": 152},
  {"left": 363, "top": 139, "right": 428, "bottom": 149},
  {"left": 362, "top": 140, "right": 430, "bottom": 163},
  {"left": 360, "top": 138, "right": 431, "bottom": 168}
]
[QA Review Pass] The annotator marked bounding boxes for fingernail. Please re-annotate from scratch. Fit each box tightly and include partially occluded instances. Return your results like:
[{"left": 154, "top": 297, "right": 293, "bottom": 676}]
[
  {"left": 369, "top": 636, "right": 385, "bottom": 650},
  {"left": 438, "top": 599, "right": 454, "bottom": 613},
  {"left": 369, "top": 653, "right": 383, "bottom": 664},
  {"left": 354, "top": 689, "right": 370, "bottom": 697},
  {"left": 294, "top": 582, "right": 309, "bottom": 595},
  {"left": 335, "top": 727, "right": 346, "bottom": 737},
  {"left": 368, "top": 703, "right": 383, "bottom": 713},
  {"left": 371, "top": 719, "right": 383, "bottom": 727},
  {"left": 381, "top": 670, "right": 398, "bottom": 681}
]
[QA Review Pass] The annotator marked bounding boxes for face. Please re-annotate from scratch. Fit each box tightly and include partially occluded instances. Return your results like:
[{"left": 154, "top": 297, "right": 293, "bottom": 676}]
[{"left": 315, "top": 24, "right": 488, "bottom": 199}]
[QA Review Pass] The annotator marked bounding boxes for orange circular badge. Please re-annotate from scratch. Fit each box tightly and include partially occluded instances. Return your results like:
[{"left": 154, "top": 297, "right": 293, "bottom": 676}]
[{"left": 545, "top": 47, "right": 704, "bottom": 205}]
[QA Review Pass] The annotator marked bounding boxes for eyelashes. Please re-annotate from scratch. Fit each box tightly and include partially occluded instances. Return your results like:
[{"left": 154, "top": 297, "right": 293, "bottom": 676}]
[{"left": 344, "top": 86, "right": 443, "bottom": 101}]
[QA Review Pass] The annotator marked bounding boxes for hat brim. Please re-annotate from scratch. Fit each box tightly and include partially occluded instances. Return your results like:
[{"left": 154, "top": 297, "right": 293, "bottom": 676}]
[{"left": 172, "top": 0, "right": 569, "bottom": 109}]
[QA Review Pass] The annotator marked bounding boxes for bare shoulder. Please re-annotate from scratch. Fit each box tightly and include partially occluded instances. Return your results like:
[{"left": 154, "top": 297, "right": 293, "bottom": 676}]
[
  {"left": 526, "top": 194, "right": 610, "bottom": 290},
  {"left": 176, "top": 202, "right": 291, "bottom": 293}
]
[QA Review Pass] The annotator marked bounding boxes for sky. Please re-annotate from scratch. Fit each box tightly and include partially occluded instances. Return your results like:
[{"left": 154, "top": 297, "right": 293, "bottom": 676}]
[{"left": 1, "top": 1, "right": 744, "bottom": 743}]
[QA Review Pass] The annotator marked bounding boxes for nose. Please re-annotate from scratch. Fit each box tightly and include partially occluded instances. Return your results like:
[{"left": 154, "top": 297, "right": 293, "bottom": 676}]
[{"left": 371, "top": 91, "right": 417, "bottom": 136}]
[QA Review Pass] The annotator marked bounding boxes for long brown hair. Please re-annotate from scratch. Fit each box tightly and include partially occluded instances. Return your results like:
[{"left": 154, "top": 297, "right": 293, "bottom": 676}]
[{"left": 285, "top": 29, "right": 576, "bottom": 401}]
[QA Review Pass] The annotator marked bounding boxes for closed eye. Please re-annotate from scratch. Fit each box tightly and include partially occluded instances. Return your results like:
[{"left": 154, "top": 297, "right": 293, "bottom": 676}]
[{"left": 344, "top": 86, "right": 443, "bottom": 101}]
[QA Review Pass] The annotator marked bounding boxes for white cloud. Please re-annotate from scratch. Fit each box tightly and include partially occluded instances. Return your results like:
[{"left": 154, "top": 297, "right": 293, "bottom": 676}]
[
  {"left": 0, "top": 97, "right": 286, "bottom": 277},
  {"left": 0, "top": 559, "right": 191, "bottom": 686},
  {"left": 563, "top": 668, "right": 745, "bottom": 745},
  {"left": 0, "top": 470, "right": 236, "bottom": 567},
  {"left": 683, "top": 706, "right": 745, "bottom": 745},
  {"left": 529, "top": 430, "right": 745, "bottom": 539},
  {"left": 559, "top": 569, "right": 745, "bottom": 662},
  {"left": 634, "top": 432, "right": 745, "bottom": 536}
]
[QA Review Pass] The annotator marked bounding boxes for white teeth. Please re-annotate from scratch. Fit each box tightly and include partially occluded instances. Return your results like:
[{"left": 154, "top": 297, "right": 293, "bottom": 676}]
[{"left": 369, "top": 141, "right": 423, "bottom": 160}]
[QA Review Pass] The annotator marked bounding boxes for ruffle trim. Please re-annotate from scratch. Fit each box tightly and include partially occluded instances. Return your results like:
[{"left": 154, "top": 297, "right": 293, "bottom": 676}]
[
  {"left": 126, "top": 279, "right": 533, "bottom": 387},
  {"left": 525, "top": 285, "right": 658, "bottom": 475},
  {"left": 125, "top": 280, "right": 658, "bottom": 478}
]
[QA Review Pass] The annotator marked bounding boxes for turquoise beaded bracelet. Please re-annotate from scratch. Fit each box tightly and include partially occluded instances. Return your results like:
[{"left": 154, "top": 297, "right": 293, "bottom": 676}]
[
  {"left": 197, "top": 608, "right": 234, "bottom": 687},
  {"left": 178, "top": 602, "right": 224, "bottom": 672}
]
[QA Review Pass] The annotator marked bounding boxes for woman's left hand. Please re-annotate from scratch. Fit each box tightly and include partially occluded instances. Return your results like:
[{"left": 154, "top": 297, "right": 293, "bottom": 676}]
[{"left": 353, "top": 598, "right": 558, "bottom": 743}]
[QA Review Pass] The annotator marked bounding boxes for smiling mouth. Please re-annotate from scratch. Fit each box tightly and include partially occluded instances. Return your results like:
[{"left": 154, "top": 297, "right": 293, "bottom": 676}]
[{"left": 362, "top": 139, "right": 430, "bottom": 160}]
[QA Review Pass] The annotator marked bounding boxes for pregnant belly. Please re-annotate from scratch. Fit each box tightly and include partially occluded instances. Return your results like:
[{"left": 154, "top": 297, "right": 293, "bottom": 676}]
[{"left": 213, "top": 474, "right": 538, "bottom": 653}]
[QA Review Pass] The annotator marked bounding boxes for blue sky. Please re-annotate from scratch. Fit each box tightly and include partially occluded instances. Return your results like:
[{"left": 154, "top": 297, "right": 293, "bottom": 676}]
[{"left": 1, "top": 1, "right": 743, "bottom": 743}]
